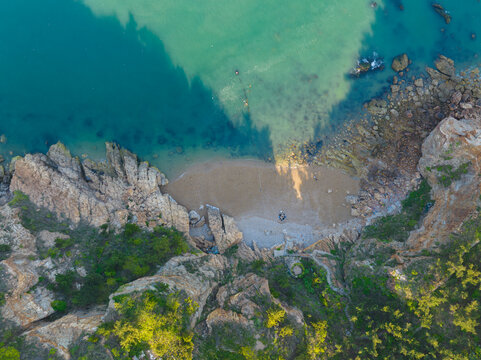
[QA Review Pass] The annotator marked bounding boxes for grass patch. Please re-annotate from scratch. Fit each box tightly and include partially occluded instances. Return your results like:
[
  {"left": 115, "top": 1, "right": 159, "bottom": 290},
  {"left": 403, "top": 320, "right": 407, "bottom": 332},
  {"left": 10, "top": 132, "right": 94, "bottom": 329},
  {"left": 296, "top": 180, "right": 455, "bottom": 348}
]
[
  {"left": 362, "top": 179, "right": 433, "bottom": 242},
  {"left": 432, "top": 162, "right": 470, "bottom": 187},
  {"left": 8, "top": 190, "right": 29, "bottom": 207}
]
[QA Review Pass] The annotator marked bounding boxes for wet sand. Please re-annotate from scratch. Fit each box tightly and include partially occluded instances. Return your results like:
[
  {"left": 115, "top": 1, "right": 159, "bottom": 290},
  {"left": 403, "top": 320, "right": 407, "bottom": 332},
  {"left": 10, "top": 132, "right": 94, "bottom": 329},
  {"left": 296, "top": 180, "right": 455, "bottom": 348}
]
[{"left": 164, "top": 160, "right": 360, "bottom": 248}]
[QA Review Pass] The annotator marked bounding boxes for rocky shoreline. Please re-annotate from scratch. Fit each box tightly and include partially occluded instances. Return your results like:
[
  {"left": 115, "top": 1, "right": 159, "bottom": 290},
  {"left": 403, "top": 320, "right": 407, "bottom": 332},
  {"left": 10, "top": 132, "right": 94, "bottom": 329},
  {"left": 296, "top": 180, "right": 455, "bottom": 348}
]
[{"left": 0, "top": 55, "right": 480, "bottom": 358}]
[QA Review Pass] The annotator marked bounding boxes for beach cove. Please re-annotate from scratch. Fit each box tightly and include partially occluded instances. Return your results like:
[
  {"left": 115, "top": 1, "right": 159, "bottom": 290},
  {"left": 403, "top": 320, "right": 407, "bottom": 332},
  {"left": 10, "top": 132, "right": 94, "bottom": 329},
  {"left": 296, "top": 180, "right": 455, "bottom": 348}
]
[{"left": 165, "top": 160, "right": 360, "bottom": 248}]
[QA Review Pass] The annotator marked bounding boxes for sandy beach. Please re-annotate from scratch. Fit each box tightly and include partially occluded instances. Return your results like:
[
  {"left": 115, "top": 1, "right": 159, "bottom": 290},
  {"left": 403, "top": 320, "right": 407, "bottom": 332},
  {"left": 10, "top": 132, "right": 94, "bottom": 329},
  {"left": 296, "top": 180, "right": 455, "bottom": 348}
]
[{"left": 164, "top": 160, "right": 360, "bottom": 248}]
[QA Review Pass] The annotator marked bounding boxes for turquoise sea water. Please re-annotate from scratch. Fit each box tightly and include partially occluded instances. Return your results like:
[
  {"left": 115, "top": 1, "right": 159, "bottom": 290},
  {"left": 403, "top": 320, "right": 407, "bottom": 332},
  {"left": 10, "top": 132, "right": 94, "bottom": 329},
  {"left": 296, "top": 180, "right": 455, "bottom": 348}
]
[{"left": 1, "top": 0, "right": 481, "bottom": 175}]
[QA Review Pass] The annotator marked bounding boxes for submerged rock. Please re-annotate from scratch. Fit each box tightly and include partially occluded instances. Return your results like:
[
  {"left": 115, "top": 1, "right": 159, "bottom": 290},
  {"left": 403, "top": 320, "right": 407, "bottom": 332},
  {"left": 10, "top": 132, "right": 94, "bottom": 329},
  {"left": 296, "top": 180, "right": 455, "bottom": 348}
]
[
  {"left": 367, "top": 98, "right": 388, "bottom": 116},
  {"left": 391, "top": 53, "right": 409, "bottom": 72},
  {"left": 435, "top": 55, "right": 455, "bottom": 78},
  {"left": 432, "top": 3, "right": 451, "bottom": 24}
]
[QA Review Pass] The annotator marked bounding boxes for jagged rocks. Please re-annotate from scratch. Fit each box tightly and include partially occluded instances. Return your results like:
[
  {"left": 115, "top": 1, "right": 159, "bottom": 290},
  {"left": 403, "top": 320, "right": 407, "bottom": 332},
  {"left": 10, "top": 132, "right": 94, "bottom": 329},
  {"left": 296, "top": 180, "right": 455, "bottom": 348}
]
[
  {"left": 426, "top": 55, "right": 456, "bottom": 81},
  {"left": 10, "top": 142, "right": 189, "bottom": 234},
  {"left": 106, "top": 254, "right": 228, "bottom": 327},
  {"left": 435, "top": 55, "right": 455, "bottom": 77},
  {"left": 211, "top": 272, "right": 304, "bottom": 327},
  {"left": 23, "top": 310, "right": 104, "bottom": 360},
  {"left": 391, "top": 53, "right": 409, "bottom": 72},
  {"left": 216, "top": 273, "right": 270, "bottom": 320},
  {"left": 405, "top": 116, "right": 481, "bottom": 253},
  {"left": 0, "top": 205, "right": 56, "bottom": 327},
  {"left": 235, "top": 242, "right": 262, "bottom": 262},
  {"left": 189, "top": 210, "right": 201, "bottom": 224},
  {"left": 206, "top": 308, "right": 249, "bottom": 330},
  {"left": 206, "top": 205, "right": 243, "bottom": 253}
]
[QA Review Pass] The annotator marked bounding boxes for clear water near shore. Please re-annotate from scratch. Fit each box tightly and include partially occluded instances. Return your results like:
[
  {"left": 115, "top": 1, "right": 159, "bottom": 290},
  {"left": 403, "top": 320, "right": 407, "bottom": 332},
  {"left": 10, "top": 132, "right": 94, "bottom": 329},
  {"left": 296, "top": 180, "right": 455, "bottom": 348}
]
[{"left": 1, "top": 0, "right": 481, "bottom": 176}]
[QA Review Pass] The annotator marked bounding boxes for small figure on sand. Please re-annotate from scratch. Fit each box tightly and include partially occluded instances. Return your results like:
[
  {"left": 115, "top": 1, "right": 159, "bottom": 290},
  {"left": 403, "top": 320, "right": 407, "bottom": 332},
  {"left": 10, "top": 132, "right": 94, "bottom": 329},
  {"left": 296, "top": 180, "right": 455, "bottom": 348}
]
[
  {"left": 278, "top": 210, "right": 287, "bottom": 222},
  {"left": 235, "top": 69, "right": 240, "bottom": 75}
]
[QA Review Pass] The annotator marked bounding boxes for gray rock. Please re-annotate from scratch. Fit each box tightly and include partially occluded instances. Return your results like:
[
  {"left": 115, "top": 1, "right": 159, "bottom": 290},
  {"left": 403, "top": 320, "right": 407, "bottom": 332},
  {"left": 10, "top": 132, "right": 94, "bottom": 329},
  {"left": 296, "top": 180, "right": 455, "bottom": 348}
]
[
  {"left": 206, "top": 205, "right": 243, "bottom": 253},
  {"left": 435, "top": 55, "right": 455, "bottom": 78},
  {"left": 189, "top": 210, "right": 201, "bottom": 224},
  {"left": 10, "top": 142, "right": 189, "bottom": 234},
  {"left": 414, "top": 78, "right": 424, "bottom": 87}
]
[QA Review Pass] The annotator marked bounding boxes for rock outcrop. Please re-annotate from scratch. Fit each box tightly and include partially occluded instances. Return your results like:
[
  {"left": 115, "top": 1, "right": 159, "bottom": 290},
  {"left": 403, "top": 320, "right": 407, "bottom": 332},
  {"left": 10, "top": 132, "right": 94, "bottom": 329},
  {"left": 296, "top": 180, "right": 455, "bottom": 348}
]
[
  {"left": 212, "top": 272, "right": 304, "bottom": 327},
  {"left": 10, "top": 142, "right": 189, "bottom": 233},
  {"left": 405, "top": 115, "right": 481, "bottom": 254},
  {"left": 106, "top": 253, "right": 228, "bottom": 327},
  {"left": 23, "top": 310, "right": 104, "bottom": 360},
  {"left": 206, "top": 205, "right": 243, "bottom": 253},
  {"left": 0, "top": 205, "right": 55, "bottom": 327}
]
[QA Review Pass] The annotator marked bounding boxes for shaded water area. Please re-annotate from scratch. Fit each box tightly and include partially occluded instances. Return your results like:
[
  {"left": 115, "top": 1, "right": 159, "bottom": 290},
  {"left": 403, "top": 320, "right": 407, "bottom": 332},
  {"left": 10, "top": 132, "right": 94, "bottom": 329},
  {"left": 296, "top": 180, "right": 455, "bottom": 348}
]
[{"left": 0, "top": 0, "right": 481, "bottom": 176}]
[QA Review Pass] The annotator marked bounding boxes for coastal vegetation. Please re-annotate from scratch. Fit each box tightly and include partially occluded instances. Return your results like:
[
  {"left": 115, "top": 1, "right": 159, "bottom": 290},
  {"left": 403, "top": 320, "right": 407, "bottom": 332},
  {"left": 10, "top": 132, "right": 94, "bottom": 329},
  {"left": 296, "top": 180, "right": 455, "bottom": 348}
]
[
  {"left": 7, "top": 192, "right": 190, "bottom": 309},
  {"left": 97, "top": 284, "right": 197, "bottom": 359},
  {"left": 431, "top": 162, "right": 471, "bottom": 187},
  {"left": 345, "top": 216, "right": 481, "bottom": 359},
  {"left": 3, "top": 191, "right": 480, "bottom": 358},
  {"left": 362, "top": 179, "right": 433, "bottom": 242}
]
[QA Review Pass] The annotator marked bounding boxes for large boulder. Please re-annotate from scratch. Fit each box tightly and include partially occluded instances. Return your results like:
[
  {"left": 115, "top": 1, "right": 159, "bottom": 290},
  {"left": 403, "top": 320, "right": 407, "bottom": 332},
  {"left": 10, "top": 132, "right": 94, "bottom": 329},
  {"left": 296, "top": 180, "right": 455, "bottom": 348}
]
[
  {"left": 426, "top": 55, "right": 456, "bottom": 81},
  {"left": 391, "top": 53, "right": 409, "bottom": 72},
  {"left": 206, "top": 205, "right": 243, "bottom": 253},
  {"left": 435, "top": 55, "right": 455, "bottom": 78}
]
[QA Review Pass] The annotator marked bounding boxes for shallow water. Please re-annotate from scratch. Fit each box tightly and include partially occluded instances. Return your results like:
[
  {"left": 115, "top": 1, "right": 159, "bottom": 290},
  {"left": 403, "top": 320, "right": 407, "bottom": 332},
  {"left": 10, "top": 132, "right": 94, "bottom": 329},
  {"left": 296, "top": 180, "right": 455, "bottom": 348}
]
[{"left": 0, "top": 0, "right": 480, "bottom": 176}]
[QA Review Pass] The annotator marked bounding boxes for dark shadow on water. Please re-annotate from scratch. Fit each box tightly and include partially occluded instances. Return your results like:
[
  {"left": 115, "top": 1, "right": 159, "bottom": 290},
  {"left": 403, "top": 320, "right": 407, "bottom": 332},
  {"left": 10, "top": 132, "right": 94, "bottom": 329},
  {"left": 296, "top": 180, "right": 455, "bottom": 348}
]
[{"left": 0, "top": 0, "right": 272, "bottom": 162}]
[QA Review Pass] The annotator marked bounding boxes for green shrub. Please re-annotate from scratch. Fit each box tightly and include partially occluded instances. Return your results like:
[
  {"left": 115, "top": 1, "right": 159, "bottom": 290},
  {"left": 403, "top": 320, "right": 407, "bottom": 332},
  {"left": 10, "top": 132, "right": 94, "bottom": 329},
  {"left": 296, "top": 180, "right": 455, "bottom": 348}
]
[
  {"left": 0, "top": 244, "right": 11, "bottom": 253},
  {"left": 97, "top": 284, "right": 196, "bottom": 359},
  {"left": 363, "top": 179, "right": 433, "bottom": 242},
  {"left": 51, "top": 300, "right": 67, "bottom": 312},
  {"left": 435, "top": 162, "right": 470, "bottom": 187},
  {"left": 0, "top": 344, "right": 20, "bottom": 360},
  {"left": 54, "top": 237, "right": 74, "bottom": 249},
  {"left": 50, "top": 224, "right": 190, "bottom": 308},
  {"left": 8, "top": 191, "right": 29, "bottom": 207},
  {"left": 47, "top": 247, "right": 60, "bottom": 259}
]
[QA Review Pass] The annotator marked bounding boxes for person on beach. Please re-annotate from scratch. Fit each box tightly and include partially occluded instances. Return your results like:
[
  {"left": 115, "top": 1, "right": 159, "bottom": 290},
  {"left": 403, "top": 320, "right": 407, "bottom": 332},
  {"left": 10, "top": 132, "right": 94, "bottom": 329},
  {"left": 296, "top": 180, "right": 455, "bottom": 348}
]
[{"left": 278, "top": 210, "right": 286, "bottom": 222}]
